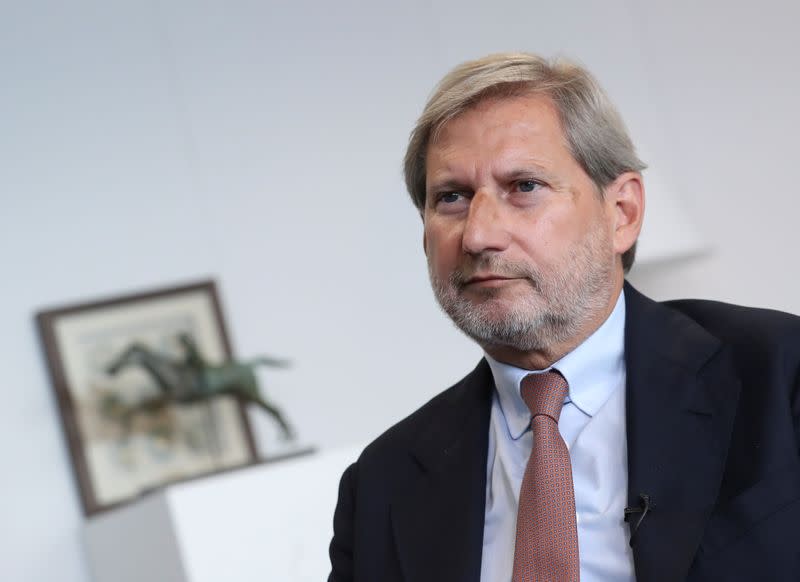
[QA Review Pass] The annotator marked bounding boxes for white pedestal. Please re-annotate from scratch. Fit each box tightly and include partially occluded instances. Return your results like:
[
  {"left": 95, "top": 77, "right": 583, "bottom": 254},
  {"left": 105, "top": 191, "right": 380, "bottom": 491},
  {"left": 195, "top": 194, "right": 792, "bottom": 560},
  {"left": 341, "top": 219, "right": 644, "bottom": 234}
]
[{"left": 84, "top": 445, "right": 363, "bottom": 582}]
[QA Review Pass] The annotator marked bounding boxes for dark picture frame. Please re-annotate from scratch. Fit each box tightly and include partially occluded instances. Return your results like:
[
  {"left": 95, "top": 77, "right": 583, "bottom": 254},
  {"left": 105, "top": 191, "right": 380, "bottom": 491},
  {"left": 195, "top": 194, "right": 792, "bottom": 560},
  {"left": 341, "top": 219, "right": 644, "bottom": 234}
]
[{"left": 37, "top": 280, "right": 258, "bottom": 516}]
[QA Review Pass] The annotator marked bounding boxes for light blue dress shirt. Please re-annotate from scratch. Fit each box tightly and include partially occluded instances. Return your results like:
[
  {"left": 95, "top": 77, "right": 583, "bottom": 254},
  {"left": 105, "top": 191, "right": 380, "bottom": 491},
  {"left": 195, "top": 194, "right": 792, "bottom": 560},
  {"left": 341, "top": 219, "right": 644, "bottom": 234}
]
[{"left": 481, "top": 291, "right": 635, "bottom": 581}]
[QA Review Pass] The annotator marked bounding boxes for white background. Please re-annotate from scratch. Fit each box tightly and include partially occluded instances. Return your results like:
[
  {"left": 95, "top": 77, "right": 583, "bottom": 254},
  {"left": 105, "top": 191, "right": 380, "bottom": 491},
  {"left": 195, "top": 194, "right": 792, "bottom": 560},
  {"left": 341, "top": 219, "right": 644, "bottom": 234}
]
[{"left": 2, "top": 1, "right": 799, "bottom": 580}]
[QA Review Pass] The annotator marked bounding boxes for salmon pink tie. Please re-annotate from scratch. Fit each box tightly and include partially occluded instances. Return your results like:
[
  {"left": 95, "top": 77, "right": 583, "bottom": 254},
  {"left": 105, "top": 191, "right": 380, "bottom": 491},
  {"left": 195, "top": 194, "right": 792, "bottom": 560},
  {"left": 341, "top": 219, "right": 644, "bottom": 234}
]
[{"left": 512, "top": 371, "right": 580, "bottom": 582}]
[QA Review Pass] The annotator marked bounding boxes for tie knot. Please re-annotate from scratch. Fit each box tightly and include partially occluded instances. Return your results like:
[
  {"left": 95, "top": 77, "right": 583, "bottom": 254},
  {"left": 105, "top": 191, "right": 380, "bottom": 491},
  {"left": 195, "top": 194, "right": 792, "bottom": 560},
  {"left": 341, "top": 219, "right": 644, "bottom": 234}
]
[{"left": 520, "top": 370, "right": 568, "bottom": 422}]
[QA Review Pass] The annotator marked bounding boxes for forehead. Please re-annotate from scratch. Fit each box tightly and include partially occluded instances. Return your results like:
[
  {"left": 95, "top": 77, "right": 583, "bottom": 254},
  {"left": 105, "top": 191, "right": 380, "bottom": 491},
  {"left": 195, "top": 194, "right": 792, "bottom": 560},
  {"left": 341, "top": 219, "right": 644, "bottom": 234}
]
[
  {"left": 426, "top": 94, "right": 572, "bottom": 179},
  {"left": 431, "top": 93, "right": 566, "bottom": 150}
]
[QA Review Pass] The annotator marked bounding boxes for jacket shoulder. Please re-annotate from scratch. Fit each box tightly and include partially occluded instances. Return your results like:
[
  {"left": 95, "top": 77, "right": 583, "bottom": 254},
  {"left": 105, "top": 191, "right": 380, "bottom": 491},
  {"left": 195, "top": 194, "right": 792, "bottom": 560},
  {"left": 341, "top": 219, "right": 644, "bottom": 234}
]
[
  {"left": 663, "top": 298, "right": 800, "bottom": 351},
  {"left": 357, "top": 360, "right": 492, "bottom": 469}
]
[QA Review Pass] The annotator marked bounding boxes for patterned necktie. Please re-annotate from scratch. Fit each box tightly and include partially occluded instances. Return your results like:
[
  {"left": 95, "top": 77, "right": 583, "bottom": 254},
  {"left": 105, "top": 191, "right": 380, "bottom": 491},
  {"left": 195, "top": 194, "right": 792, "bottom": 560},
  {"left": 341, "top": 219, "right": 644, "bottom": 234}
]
[{"left": 512, "top": 371, "right": 580, "bottom": 582}]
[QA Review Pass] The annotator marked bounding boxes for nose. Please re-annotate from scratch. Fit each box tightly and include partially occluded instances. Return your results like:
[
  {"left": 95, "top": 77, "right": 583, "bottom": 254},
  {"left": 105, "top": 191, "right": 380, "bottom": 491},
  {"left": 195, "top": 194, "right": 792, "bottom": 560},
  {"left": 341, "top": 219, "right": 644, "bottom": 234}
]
[{"left": 461, "top": 189, "right": 510, "bottom": 255}]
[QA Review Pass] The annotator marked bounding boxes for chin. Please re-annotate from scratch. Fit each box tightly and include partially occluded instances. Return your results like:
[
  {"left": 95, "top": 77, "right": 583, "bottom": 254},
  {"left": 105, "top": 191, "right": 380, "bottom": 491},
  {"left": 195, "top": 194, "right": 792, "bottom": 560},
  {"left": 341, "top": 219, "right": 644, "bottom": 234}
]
[{"left": 470, "top": 296, "right": 546, "bottom": 318}]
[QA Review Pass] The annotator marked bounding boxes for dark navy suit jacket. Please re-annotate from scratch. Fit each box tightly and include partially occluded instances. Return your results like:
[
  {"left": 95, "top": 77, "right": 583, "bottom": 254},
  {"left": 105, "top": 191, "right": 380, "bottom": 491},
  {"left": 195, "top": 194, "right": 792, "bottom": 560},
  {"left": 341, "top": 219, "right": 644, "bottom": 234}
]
[{"left": 329, "top": 283, "right": 800, "bottom": 581}]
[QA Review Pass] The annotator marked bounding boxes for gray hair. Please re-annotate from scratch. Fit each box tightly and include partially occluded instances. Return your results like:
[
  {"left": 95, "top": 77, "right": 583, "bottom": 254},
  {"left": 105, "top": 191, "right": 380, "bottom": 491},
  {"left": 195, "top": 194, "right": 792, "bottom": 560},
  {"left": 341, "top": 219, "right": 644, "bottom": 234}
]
[{"left": 403, "top": 52, "right": 646, "bottom": 272}]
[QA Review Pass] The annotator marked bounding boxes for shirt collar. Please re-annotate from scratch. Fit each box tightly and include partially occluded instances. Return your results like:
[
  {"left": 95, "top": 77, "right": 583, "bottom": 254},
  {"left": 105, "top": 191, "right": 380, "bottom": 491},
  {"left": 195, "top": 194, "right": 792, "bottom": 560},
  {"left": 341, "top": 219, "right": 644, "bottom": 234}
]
[{"left": 485, "top": 291, "right": 626, "bottom": 440}]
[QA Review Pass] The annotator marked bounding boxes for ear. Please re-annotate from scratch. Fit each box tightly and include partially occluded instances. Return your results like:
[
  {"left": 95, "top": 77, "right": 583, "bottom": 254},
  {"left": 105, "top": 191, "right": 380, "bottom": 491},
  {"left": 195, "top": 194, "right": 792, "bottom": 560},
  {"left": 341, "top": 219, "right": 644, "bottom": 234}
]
[{"left": 605, "top": 171, "right": 645, "bottom": 257}]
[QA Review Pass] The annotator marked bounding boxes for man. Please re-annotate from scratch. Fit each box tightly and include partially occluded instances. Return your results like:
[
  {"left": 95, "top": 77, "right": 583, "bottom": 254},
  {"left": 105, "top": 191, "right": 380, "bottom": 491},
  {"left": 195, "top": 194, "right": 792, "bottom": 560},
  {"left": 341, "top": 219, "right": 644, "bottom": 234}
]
[{"left": 328, "top": 53, "right": 800, "bottom": 581}]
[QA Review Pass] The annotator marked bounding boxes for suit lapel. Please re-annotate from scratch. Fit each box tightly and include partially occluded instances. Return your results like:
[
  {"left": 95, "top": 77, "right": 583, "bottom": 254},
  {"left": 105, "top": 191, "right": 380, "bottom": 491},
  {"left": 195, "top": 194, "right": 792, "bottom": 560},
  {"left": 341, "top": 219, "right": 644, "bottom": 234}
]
[
  {"left": 624, "top": 283, "right": 741, "bottom": 581},
  {"left": 391, "top": 360, "right": 493, "bottom": 582}
]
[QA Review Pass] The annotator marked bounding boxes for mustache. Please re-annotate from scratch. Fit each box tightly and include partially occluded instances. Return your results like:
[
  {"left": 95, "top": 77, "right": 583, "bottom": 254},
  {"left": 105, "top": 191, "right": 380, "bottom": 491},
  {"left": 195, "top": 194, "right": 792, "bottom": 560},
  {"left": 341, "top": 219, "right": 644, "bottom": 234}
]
[{"left": 450, "top": 255, "right": 541, "bottom": 290}]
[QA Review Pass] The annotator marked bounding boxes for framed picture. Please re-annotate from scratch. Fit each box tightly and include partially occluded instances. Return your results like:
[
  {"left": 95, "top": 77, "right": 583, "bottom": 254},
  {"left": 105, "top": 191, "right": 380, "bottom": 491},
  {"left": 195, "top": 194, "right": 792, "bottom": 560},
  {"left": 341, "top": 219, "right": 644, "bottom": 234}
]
[{"left": 37, "top": 280, "right": 258, "bottom": 516}]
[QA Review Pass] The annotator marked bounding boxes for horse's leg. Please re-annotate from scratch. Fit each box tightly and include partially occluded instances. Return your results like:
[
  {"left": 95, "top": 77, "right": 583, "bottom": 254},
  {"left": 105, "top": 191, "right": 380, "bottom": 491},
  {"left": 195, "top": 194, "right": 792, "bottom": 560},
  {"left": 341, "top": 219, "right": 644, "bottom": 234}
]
[
  {"left": 239, "top": 392, "right": 295, "bottom": 440},
  {"left": 106, "top": 345, "right": 137, "bottom": 375}
]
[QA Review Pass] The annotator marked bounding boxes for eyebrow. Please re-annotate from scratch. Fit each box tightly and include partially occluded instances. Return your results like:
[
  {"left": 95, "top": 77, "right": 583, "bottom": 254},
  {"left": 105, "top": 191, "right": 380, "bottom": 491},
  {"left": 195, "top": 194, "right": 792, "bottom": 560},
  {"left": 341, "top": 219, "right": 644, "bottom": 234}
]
[
  {"left": 427, "top": 165, "right": 553, "bottom": 193},
  {"left": 426, "top": 179, "right": 470, "bottom": 194},
  {"left": 501, "top": 166, "right": 552, "bottom": 181}
]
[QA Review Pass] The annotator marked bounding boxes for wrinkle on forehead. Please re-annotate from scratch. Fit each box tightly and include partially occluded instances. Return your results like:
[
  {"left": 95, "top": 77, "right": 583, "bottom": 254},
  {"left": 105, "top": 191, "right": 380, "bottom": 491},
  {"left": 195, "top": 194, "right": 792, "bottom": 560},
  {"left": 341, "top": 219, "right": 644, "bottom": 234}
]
[
  {"left": 425, "top": 95, "right": 572, "bottom": 190},
  {"left": 430, "top": 93, "right": 568, "bottom": 149}
]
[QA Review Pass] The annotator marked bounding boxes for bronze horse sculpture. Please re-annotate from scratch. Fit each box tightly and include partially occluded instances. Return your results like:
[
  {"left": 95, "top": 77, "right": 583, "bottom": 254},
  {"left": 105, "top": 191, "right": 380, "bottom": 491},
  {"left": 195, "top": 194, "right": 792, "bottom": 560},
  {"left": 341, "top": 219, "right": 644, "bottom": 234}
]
[{"left": 105, "top": 333, "right": 294, "bottom": 440}]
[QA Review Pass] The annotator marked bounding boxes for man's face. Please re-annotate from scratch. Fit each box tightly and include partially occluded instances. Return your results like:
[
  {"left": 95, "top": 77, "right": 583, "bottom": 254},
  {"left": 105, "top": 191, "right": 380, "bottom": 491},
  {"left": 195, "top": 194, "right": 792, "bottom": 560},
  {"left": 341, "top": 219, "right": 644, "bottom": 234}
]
[{"left": 423, "top": 94, "right": 623, "bottom": 359}]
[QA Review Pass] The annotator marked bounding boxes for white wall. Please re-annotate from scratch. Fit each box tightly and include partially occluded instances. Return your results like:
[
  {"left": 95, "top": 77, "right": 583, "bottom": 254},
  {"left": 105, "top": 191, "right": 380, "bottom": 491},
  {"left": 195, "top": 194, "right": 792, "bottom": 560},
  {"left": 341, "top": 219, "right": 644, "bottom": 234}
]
[
  {"left": 1, "top": 1, "right": 798, "bottom": 581},
  {"left": 626, "top": 0, "right": 800, "bottom": 312}
]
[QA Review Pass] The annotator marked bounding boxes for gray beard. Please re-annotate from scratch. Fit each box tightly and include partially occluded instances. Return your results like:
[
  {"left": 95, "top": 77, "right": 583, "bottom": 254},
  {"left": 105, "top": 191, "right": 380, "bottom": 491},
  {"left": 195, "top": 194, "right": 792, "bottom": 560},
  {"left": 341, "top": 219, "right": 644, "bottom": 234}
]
[{"left": 428, "top": 227, "right": 615, "bottom": 353}]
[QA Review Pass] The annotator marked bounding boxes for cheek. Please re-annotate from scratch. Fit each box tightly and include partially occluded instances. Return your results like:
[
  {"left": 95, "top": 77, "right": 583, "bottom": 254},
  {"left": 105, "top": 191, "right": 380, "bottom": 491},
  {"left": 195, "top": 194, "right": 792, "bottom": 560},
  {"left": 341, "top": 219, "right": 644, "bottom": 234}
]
[
  {"left": 424, "top": 225, "right": 458, "bottom": 271},
  {"left": 541, "top": 204, "right": 597, "bottom": 241},
  {"left": 515, "top": 217, "right": 559, "bottom": 259},
  {"left": 515, "top": 218, "right": 586, "bottom": 270}
]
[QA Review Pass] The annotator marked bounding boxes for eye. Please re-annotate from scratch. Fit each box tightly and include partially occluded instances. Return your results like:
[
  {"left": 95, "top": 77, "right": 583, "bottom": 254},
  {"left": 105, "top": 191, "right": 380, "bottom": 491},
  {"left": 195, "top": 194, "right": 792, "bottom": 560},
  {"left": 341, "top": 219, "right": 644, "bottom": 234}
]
[
  {"left": 439, "top": 192, "right": 464, "bottom": 204},
  {"left": 517, "top": 180, "right": 541, "bottom": 193},
  {"left": 431, "top": 191, "right": 469, "bottom": 214}
]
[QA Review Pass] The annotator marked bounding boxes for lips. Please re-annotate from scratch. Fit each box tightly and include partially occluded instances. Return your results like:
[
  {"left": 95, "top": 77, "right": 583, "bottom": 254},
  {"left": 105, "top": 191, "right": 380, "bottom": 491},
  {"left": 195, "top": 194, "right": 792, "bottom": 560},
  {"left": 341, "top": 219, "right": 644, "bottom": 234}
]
[
  {"left": 467, "top": 275, "right": 510, "bottom": 282},
  {"left": 464, "top": 274, "right": 521, "bottom": 285}
]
